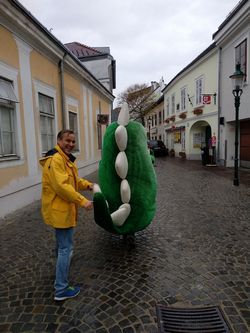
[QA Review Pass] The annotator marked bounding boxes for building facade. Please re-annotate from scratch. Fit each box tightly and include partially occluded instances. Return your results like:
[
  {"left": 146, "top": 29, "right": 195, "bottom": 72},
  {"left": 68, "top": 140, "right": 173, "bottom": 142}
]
[
  {"left": 64, "top": 43, "right": 116, "bottom": 93},
  {"left": 0, "top": 0, "right": 114, "bottom": 218},
  {"left": 145, "top": 0, "right": 249, "bottom": 168},
  {"left": 161, "top": 43, "right": 218, "bottom": 162},
  {"left": 213, "top": 0, "right": 250, "bottom": 168},
  {"left": 145, "top": 95, "right": 164, "bottom": 141}
]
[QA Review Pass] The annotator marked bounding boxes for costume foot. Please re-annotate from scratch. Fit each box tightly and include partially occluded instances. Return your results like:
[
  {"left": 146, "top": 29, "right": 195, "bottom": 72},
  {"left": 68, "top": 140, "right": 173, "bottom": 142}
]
[{"left": 123, "top": 234, "right": 135, "bottom": 250}]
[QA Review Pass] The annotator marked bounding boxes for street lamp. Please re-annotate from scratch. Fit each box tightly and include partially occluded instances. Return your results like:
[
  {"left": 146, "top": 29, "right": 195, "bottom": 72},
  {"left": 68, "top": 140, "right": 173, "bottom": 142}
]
[{"left": 229, "top": 63, "right": 245, "bottom": 186}]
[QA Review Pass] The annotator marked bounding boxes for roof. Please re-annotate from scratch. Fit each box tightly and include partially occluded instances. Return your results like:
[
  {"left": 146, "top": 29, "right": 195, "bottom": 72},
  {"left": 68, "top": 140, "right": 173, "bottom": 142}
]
[
  {"left": 129, "top": 86, "right": 152, "bottom": 98},
  {"left": 212, "top": 0, "right": 248, "bottom": 39},
  {"left": 64, "top": 42, "right": 104, "bottom": 58},
  {"left": 9, "top": 0, "right": 114, "bottom": 99}
]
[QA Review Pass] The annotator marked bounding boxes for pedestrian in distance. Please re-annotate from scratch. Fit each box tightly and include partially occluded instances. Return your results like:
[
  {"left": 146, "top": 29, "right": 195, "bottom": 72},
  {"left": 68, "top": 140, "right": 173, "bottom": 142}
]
[{"left": 39, "top": 129, "right": 93, "bottom": 301}]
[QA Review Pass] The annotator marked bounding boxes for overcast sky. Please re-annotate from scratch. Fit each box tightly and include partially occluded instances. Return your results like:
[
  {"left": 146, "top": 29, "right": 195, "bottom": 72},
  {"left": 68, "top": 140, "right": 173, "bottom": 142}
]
[{"left": 19, "top": 0, "right": 240, "bottom": 101}]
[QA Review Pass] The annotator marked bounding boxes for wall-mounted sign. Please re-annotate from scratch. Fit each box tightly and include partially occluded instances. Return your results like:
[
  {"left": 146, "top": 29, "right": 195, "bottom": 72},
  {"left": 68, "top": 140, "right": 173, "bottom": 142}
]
[
  {"left": 211, "top": 135, "right": 216, "bottom": 147},
  {"left": 203, "top": 95, "right": 211, "bottom": 104},
  {"left": 174, "top": 131, "right": 181, "bottom": 143}
]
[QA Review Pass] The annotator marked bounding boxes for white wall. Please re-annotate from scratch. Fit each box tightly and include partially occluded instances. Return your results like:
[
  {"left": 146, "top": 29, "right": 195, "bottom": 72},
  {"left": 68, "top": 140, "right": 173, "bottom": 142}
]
[
  {"left": 163, "top": 48, "right": 219, "bottom": 159},
  {"left": 218, "top": 23, "right": 250, "bottom": 167},
  {"left": 83, "top": 58, "right": 111, "bottom": 91}
]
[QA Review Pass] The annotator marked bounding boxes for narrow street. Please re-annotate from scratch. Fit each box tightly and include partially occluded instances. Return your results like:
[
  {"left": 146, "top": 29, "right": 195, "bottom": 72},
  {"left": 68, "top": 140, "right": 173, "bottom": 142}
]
[{"left": 0, "top": 157, "right": 249, "bottom": 333}]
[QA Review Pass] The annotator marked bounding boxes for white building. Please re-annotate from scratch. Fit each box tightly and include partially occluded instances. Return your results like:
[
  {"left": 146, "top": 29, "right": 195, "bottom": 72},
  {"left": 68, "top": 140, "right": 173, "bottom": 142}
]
[
  {"left": 213, "top": 0, "right": 250, "bottom": 168},
  {"left": 65, "top": 43, "right": 116, "bottom": 93}
]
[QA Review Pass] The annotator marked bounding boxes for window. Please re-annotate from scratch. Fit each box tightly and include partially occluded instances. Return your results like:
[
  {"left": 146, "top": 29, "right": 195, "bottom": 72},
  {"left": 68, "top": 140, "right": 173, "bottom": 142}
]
[
  {"left": 66, "top": 96, "right": 80, "bottom": 152},
  {"left": 181, "top": 87, "right": 186, "bottom": 111},
  {"left": 154, "top": 114, "right": 157, "bottom": 126},
  {"left": 97, "top": 101, "right": 102, "bottom": 150},
  {"left": 159, "top": 110, "right": 162, "bottom": 124},
  {"left": 39, "top": 93, "right": 55, "bottom": 154},
  {"left": 195, "top": 77, "right": 203, "bottom": 105},
  {"left": 235, "top": 39, "right": 247, "bottom": 80},
  {"left": 171, "top": 94, "right": 175, "bottom": 114},
  {"left": 0, "top": 79, "right": 18, "bottom": 158},
  {"left": 97, "top": 124, "right": 102, "bottom": 150},
  {"left": 0, "top": 102, "right": 16, "bottom": 157},
  {"left": 69, "top": 111, "right": 79, "bottom": 151},
  {"left": 166, "top": 98, "right": 170, "bottom": 117}
]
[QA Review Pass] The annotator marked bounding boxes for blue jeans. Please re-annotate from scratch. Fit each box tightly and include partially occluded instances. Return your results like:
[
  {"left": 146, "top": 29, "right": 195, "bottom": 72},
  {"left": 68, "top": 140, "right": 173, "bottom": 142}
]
[{"left": 54, "top": 228, "right": 74, "bottom": 296}]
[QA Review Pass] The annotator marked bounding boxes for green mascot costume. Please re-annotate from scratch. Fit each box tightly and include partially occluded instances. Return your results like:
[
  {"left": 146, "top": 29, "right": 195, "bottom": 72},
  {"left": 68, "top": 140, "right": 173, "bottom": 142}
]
[{"left": 93, "top": 103, "right": 157, "bottom": 240}]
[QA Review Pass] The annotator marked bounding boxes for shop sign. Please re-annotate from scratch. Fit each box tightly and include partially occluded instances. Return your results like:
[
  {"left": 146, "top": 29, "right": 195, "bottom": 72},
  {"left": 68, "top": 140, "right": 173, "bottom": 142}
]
[
  {"left": 203, "top": 95, "right": 211, "bottom": 104},
  {"left": 174, "top": 131, "right": 181, "bottom": 143}
]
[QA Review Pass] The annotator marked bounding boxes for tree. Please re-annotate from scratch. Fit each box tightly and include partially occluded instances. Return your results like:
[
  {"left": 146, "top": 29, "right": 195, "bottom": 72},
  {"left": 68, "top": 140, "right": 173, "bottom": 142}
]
[{"left": 116, "top": 83, "right": 158, "bottom": 125}]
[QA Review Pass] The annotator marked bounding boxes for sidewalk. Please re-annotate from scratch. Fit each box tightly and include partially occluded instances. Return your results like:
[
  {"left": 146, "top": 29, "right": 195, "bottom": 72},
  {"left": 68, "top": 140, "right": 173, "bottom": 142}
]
[
  {"left": 0, "top": 157, "right": 249, "bottom": 332},
  {"left": 165, "top": 156, "right": 250, "bottom": 187}
]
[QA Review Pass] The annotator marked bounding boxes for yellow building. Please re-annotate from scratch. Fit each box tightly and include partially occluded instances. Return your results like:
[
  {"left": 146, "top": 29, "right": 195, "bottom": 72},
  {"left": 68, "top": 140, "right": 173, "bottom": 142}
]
[{"left": 0, "top": 0, "right": 114, "bottom": 218}]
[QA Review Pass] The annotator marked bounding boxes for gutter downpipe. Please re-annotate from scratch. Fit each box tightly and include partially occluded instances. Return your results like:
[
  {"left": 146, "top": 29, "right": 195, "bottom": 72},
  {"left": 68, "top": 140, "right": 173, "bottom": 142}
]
[
  {"left": 217, "top": 47, "right": 222, "bottom": 165},
  {"left": 59, "top": 54, "right": 67, "bottom": 129}
]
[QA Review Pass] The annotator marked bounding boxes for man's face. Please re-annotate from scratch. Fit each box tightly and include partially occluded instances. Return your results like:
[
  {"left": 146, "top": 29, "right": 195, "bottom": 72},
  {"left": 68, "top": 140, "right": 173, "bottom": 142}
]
[{"left": 57, "top": 133, "right": 76, "bottom": 155}]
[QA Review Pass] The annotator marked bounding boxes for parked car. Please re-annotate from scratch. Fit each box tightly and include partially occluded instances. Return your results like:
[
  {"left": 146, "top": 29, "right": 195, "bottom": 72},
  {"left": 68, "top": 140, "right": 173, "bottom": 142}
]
[{"left": 147, "top": 140, "right": 168, "bottom": 157}]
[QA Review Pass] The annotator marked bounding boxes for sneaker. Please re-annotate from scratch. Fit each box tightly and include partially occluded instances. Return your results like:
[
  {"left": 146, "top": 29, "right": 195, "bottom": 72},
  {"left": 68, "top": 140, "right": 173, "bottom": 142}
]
[{"left": 54, "top": 286, "right": 80, "bottom": 301}]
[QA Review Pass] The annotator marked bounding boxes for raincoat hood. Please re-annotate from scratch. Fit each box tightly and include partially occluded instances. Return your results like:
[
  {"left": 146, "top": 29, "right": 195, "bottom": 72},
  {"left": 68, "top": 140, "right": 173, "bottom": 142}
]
[{"left": 39, "top": 145, "right": 76, "bottom": 168}]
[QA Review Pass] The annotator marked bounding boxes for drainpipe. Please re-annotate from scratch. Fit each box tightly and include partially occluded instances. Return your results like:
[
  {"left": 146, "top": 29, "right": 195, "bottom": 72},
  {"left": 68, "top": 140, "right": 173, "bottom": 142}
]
[
  {"left": 59, "top": 54, "right": 67, "bottom": 129},
  {"left": 217, "top": 47, "right": 222, "bottom": 165}
]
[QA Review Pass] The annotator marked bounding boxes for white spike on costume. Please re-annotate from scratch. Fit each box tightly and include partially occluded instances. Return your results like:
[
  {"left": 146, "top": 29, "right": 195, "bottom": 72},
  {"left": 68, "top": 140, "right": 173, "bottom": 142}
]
[
  {"left": 120, "top": 179, "right": 131, "bottom": 203},
  {"left": 117, "top": 102, "right": 130, "bottom": 126},
  {"left": 115, "top": 152, "right": 128, "bottom": 179},
  {"left": 115, "top": 125, "right": 128, "bottom": 151},
  {"left": 93, "top": 183, "right": 101, "bottom": 194},
  {"left": 111, "top": 203, "right": 131, "bottom": 227}
]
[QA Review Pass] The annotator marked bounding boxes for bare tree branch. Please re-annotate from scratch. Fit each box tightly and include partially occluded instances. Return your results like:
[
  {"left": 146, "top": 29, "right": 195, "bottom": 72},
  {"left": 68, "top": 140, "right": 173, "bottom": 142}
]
[{"left": 116, "top": 83, "right": 158, "bottom": 126}]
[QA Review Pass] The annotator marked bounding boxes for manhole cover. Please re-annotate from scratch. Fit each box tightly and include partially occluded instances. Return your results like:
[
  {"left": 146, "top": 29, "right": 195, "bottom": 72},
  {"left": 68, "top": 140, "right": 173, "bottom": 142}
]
[{"left": 156, "top": 305, "right": 231, "bottom": 332}]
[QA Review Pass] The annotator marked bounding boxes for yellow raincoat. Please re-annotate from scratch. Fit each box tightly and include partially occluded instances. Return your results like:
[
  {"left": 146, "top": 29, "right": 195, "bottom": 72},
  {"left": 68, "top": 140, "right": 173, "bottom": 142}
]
[{"left": 39, "top": 145, "right": 92, "bottom": 228}]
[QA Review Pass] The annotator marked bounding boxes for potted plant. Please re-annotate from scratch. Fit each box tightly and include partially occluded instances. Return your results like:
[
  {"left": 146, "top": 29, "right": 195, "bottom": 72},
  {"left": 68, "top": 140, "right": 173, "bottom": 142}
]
[
  {"left": 193, "top": 108, "right": 203, "bottom": 115},
  {"left": 179, "top": 151, "right": 186, "bottom": 158},
  {"left": 164, "top": 118, "right": 170, "bottom": 123},
  {"left": 170, "top": 115, "right": 176, "bottom": 121},
  {"left": 169, "top": 149, "right": 175, "bottom": 157},
  {"left": 179, "top": 112, "right": 187, "bottom": 119}
]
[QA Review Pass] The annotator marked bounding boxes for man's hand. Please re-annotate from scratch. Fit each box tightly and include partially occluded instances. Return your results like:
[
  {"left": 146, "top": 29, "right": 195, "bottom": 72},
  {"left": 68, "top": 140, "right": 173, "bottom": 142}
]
[{"left": 83, "top": 200, "right": 93, "bottom": 210}]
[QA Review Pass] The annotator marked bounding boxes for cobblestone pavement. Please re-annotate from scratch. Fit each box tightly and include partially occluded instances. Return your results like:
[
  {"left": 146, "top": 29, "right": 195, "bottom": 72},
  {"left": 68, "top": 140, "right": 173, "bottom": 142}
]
[{"left": 0, "top": 157, "right": 250, "bottom": 333}]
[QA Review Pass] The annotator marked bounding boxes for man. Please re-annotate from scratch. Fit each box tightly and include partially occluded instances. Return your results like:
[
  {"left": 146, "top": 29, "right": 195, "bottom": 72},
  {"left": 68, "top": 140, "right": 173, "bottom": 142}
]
[{"left": 39, "top": 129, "right": 93, "bottom": 301}]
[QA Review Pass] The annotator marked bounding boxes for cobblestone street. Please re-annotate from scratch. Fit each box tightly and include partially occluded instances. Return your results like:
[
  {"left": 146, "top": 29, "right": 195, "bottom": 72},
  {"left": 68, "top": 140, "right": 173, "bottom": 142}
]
[{"left": 0, "top": 157, "right": 250, "bottom": 333}]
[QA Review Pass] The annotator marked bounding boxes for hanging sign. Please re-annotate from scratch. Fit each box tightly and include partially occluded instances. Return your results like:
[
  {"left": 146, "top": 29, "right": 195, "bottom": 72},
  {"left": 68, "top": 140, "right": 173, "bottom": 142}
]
[
  {"left": 203, "top": 95, "right": 211, "bottom": 104},
  {"left": 97, "top": 114, "right": 109, "bottom": 125},
  {"left": 211, "top": 135, "right": 216, "bottom": 146}
]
